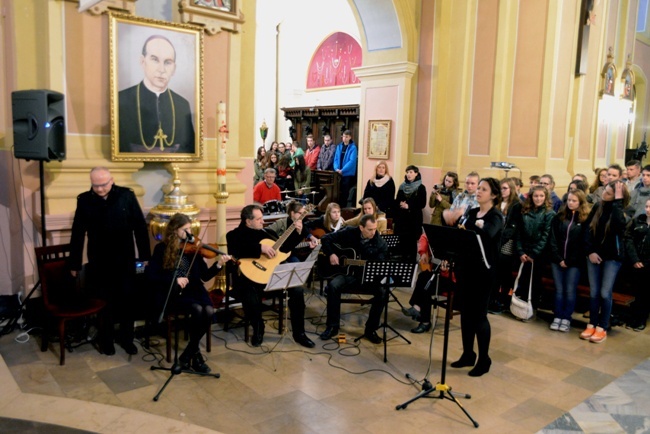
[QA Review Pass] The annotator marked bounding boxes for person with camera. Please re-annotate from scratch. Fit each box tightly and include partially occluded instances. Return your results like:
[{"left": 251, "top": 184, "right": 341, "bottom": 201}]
[{"left": 429, "top": 171, "right": 459, "bottom": 226}]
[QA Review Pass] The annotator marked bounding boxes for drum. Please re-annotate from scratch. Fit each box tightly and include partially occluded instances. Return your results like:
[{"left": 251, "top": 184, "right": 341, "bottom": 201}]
[{"left": 263, "top": 200, "right": 281, "bottom": 215}]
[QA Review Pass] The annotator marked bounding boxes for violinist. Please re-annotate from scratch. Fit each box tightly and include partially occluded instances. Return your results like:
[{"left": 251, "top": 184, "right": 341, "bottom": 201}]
[{"left": 147, "top": 213, "right": 231, "bottom": 373}]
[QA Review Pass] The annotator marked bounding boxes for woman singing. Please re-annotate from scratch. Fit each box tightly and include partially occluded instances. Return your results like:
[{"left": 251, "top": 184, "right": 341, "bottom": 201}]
[
  {"left": 147, "top": 213, "right": 231, "bottom": 373},
  {"left": 451, "top": 178, "right": 503, "bottom": 377}
]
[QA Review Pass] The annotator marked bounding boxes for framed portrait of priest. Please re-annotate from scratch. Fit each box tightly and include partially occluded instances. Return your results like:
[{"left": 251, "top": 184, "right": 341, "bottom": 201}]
[{"left": 110, "top": 13, "right": 204, "bottom": 162}]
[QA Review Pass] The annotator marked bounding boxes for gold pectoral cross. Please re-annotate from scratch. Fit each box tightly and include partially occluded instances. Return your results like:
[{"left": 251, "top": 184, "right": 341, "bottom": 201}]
[{"left": 154, "top": 126, "right": 168, "bottom": 151}]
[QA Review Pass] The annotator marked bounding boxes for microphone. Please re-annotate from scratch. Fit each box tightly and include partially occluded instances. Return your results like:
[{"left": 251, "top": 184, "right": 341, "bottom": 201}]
[{"left": 184, "top": 230, "right": 195, "bottom": 243}]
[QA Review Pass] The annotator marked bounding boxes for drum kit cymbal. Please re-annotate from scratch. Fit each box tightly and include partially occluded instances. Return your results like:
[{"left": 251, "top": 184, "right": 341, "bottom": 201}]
[{"left": 279, "top": 186, "right": 315, "bottom": 195}]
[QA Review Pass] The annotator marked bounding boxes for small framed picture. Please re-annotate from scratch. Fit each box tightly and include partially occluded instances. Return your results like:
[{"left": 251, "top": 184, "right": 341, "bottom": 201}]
[
  {"left": 367, "top": 120, "right": 391, "bottom": 160},
  {"left": 109, "top": 13, "right": 204, "bottom": 162}
]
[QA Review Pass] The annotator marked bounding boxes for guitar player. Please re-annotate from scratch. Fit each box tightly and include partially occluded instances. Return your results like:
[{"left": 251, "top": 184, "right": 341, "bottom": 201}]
[
  {"left": 319, "top": 214, "right": 389, "bottom": 343},
  {"left": 265, "top": 201, "right": 319, "bottom": 262},
  {"left": 226, "top": 204, "right": 316, "bottom": 348}
]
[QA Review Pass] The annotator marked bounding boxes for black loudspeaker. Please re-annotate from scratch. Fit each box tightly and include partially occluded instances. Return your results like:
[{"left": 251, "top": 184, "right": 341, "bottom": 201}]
[{"left": 12, "top": 89, "right": 66, "bottom": 162}]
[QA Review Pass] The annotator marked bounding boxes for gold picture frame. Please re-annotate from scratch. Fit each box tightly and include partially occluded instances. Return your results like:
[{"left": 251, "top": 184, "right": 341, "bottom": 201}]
[
  {"left": 367, "top": 120, "right": 391, "bottom": 159},
  {"left": 109, "top": 13, "right": 204, "bottom": 162}
]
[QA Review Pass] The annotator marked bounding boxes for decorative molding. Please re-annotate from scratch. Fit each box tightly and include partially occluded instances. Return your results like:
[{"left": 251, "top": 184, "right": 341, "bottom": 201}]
[
  {"left": 352, "top": 61, "right": 418, "bottom": 79},
  {"left": 62, "top": 0, "right": 136, "bottom": 15},
  {"left": 178, "top": 0, "right": 245, "bottom": 35}
]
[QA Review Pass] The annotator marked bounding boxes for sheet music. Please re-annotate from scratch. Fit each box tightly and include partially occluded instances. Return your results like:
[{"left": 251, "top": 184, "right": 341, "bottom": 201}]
[{"left": 264, "top": 259, "right": 316, "bottom": 292}]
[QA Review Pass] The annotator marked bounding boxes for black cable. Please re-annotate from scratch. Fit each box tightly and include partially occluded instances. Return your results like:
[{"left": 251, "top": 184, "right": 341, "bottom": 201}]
[{"left": 209, "top": 324, "right": 412, "bottom": 385}]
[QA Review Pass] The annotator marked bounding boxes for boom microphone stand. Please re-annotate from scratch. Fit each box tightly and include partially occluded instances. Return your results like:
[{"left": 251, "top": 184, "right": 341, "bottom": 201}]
[
  {"left": 151, "top": 236, "right": 220, "bottom": 402},
  {"left": 396, "top": 224, "right": 480, "bottom": 428}
]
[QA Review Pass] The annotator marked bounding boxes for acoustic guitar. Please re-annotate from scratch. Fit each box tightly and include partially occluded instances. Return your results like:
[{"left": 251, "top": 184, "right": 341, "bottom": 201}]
[
  {"left": 238, "top": 209, "right": 309, "bottom": 284},
  {"left": 317, "top": 244, "right": 366, "bottom": 279}
]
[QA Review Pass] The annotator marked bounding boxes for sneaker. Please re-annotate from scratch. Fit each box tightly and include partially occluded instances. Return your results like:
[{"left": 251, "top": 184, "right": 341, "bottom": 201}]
[
  {"left": 558, "top": 319, "right": 571, "bottom": 333},
  {"left": 549, "top": 318, "right": 561, "bottom": 331},
  {"left": 633, "top": 324, "right": 646, "bottom": 332},
  {"left": 580, "top": 324, "right": 595, "bottom": 340},
  {"left": 589, "top": 327, "right": 607, "bottom": 343}
]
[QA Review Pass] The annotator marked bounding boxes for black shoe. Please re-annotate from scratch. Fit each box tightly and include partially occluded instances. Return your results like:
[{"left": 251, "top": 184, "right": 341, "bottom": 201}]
[
  {"left": 634, "top": 323, "right": 646, "bottom": 332},
  {"left": 251, "top": 321, "right": 265, "bottom": 347},
  {"left": 100, "top": 341, "right": 116, "bottom": 356},
  {"left": 319, "top": 326, "right": 339, "bottom": 340},
  {"left": 411, "top": 322, "right": 432, "bottom": 334},
  {"left": 179, "top": 352, "right": 192, "bottom": 370},
  {"left": 468, "top": 358, "right": 491, "bottom": 377},
  {"left": 251, "top": 333, "right": 263, "bottom": 347},
  {"left": 488, "top": 302, "right": 505, "bottom": 314},
  {"left": 120, "top": 341, "right": 138, "bottom": 355},
  {"left": 450, "top": 352, "right": 476, "bottom": 368},
  {"left": 293, "top": 333, "right": 315, "bottom": 348},
  {"left": 364, "top": 330, "right": 382, "bottom": 344},
  {"left": 402, "top": 306, "right": 421, "bottom": 320},
  {"left": 191, "top": 352, "right": 211, "bottom": 374}
]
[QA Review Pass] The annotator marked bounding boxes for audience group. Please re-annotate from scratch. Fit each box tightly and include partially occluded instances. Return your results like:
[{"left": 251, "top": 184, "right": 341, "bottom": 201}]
[{"left": 253, "top": 133, "right": 650, "bottom": 364}]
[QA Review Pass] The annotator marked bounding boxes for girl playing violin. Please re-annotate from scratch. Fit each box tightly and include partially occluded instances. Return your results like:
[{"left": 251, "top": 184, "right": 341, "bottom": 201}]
[{"left": 147, "top": 213, "right": 231, "bottom": 373}]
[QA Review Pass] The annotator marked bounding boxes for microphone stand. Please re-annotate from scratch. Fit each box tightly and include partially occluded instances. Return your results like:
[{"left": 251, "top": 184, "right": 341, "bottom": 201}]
[{"left": 151, "top": 235, "right": 220, "bottom": 402}]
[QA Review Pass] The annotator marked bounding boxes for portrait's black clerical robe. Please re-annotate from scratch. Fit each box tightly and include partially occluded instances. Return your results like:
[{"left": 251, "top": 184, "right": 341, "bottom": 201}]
[{"left": 118, "top": 82, "right": 195, "bottom": 154}]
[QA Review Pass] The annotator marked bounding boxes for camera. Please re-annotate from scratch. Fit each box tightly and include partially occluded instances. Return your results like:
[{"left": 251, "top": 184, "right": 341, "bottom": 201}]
[
  {"left": 135, "top": 261, "right": 146, "bottom": 274},
  {"left": 433, "top": 184, "right": 443, "bottom": 191}
]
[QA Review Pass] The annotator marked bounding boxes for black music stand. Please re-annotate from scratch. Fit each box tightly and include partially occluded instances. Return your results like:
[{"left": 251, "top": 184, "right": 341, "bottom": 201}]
[
  {"left": 396, "top": 224, "right": 481, "bottom": 428},
  {"left": 355, "top": 261, "right": 417, "bottom": 363},
  {"left": 151, "top": 239, "right": 220, "bottom": 402},
  {"left": 382, "top": 233, "right": 400, "bottom": 255}
]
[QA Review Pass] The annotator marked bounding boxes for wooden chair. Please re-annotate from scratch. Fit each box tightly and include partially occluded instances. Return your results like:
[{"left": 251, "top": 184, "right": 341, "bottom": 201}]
[
  {"left": 35, "top": 244, "right": 107, "bottom": 366},
  {"left": 221, "top": 263, "right": 284, "bottom": 341},
  {"left": 164, "top": 310, "right": 212, "bottom": 363}
]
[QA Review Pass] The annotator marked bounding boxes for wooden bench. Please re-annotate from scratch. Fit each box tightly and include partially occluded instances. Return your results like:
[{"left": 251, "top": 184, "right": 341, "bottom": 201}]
[{"left": 540, "top": 276, "right": 635, "bottom": 308}]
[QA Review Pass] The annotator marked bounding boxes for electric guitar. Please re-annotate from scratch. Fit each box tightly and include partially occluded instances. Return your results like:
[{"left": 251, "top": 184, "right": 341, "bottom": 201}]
[
  {"left": 238, "top": 209, "right": 310, "bottom": 284},
  {"left": 317, "top": 244, "right": 366, "bottom": 279}
]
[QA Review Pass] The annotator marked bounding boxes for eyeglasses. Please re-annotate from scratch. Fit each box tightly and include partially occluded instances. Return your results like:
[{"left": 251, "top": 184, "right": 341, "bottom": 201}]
[{"left": 92, "top": 180, "right": 112, "bottom": 189}]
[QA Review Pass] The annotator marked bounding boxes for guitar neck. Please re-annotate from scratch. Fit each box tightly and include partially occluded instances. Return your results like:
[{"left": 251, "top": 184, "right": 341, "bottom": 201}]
[
  {"left": 272, "top": 209, "right": 309, "bottom": 251},
  {"left": 343, "top": 258, "right": 366, "bottom": 267}
]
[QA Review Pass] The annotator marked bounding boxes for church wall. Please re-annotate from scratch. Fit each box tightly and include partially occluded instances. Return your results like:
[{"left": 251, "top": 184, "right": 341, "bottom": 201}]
[{"left": 469, "top": 0, "right": 498, "bottom": 157}]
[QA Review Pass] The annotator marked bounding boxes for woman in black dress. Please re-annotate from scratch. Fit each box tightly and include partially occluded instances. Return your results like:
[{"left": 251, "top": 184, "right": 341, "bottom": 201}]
[
  {"left": 451, "top": 178, "right": 503, "bottom": 377},
  {"left": 147, "top": 213, "right": 231, "bottom": 373},
  {"left": 394, "top": 165, "right": 427, "bottom": 260},
  {"left": 360, "top": 161, "right": 396, "bottom": 218}
]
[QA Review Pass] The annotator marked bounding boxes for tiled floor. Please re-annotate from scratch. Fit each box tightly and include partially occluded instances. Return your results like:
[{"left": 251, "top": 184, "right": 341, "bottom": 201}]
[{"left": 0, "top": 287, "right": 649, "bottom": 433}]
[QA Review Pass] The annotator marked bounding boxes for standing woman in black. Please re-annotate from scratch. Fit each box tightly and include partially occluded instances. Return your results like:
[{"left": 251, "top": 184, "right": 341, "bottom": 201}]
[
  {"left": 489, "top": 178, "right": 522, "bottom": 313},
  {"left": 360, "top": 161, "right": 396, "bottom": 218},
  {"left": 451, "top": 178, "right": 503, "bottom": 377},
  {"left": 147, "top": 213, "right": 231, "bottom": 373},
  {"left": 394, "top": 165, "right": 427, "bottom": 261}
]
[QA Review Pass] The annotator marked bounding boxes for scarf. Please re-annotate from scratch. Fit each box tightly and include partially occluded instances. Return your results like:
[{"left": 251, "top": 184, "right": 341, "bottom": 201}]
[
  {"left": 371, "top": 174, "right": 391, "bottom": 188},
  {"left": 330, "top": 218, "right": 343, "bottom": 232},
  {"left": 399, "top": 174, "right": 423, "bottom": 196}
]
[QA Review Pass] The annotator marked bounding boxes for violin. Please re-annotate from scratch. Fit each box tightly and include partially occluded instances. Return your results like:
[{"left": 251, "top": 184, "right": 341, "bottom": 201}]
[{"left": 182, "top": 239, "right": 227, "bottom": 259}]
